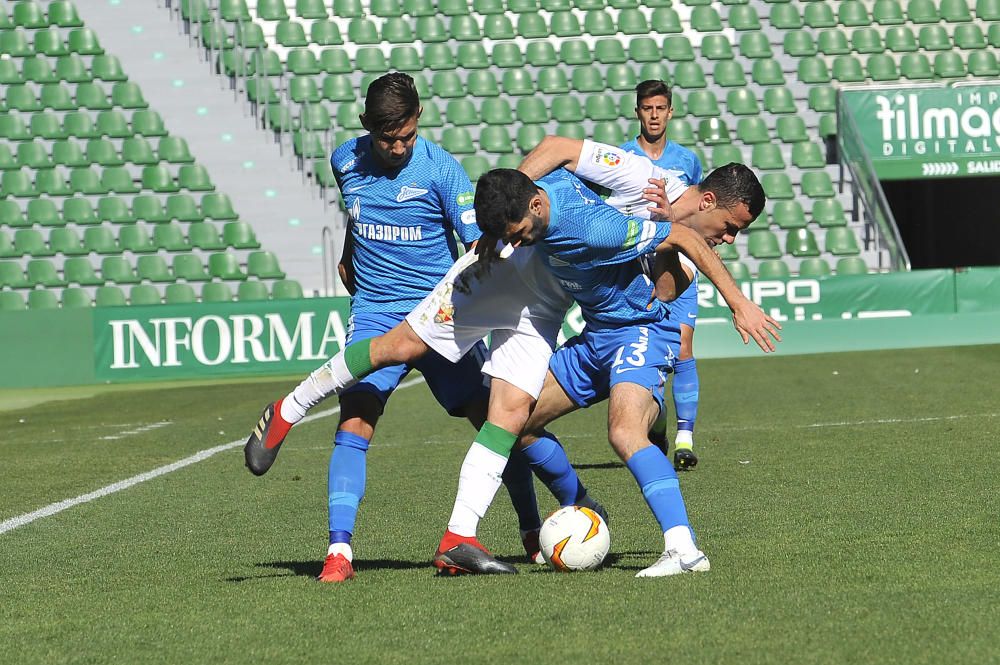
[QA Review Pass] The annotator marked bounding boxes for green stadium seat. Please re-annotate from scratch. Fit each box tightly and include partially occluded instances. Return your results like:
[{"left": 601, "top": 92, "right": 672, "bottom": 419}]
[
  {"left": 35, "top": 28, "right": 71, "bottom": 57},
  {"left": 552, "top": 97, "right": 585, "bottom": 123},
  {"left": 751, "top": 144, "right": 785, "bottom": 170},
  {"left": 140, "top": 165, "right": 176, "bottom": 193},
  {"left": 819, "top": 30, "right": 851, "bottom": 56},
  {"left": 691, "top": 6, "right": 723, "bottom": 30},
  {"left": 522, "top": 42, "right": 556, "bottom": 68},
  {"left": 558, "top": 41, "right": 592, "bottom": 67},
  {"left": 509, "top": 0, "right": 539, "bottom": 11},
  {"left": 673, "top": 62, "right": 707, "bottom": 88},
  {"left": 493, "top": 44, "right": 526, "bottom": 70},
  {"left": 152, "top": 223, "right": 189, "bottom": 252},
  {"left": 67, "top": 27, "right": 102, "bottom": 55},
  {"left": 0, "top": 59, "right": 21, "bottom": 85},
  {"left": 0, "top": 115, "right": 32, "bottom": 140},
  {"left": 207, "top": 253, "right": 245, "bottom": 280},
  {"left": 95, "top": 285, "right": 127, "bottom": 307},
  {"left": 626, "top": 37, "right": 659, "bottom": 63},
  {"left": 197, "top": 194, "right": 236, "bottom": 221},
  {"left": 663, "top": 36, "right": 695, "bottom": 62},
  {"left": 7, "top": 84, "right": 42, "bottom": 112},
  {"left": 618, "top": 8, "right": 649, "bottom": 33},
  {"left": 726, "top": 89, "right": 759, "bottom": 115},
  {"left": 102, "top": 167, "right": 139, "bottom": 194},
  {"left": 812, "top": 199, "right": 848, "bottom": 227},
  {"left": 918, "top": 25, "right": 951, "bottom": 50},
  {"left": 772, "top": 201, "right": 808, "bottom": 229},
  {"left": 27, "top": 199, "right": 63, "bottom": 227},
  {"left": 750, "top": 60, "right": 784, "bottom": 86},
  {"left": 763, "top": 88, "right": 796, "bottom": 115},
  {"left": 513, "top": 98, "right": 548, "bottom": 125},
  {"left": 220, "top": 0, "right": 252, "bottom": 20},
  {"left": 556, "top": 123, "right": 587, "bottom": 140},
  {"left": 129, "top": 284, "right": 161, "bottom": 305},
  {"left": 954, "top": 24, "right": 987, "bottom": 49},
  {"left": 711, "top": 145, "right": 742, "bottom": 169},
  {"left": 797, "top": 258, "right": 831, "bottom": 277},
  {"left": 729, "top": 6, "right": 763, "bottom": 31},
  {"left": 385, "top": 47, "right": 420, "bottom": 72},
  {"left": 550, "top": 11, "right": 583, "bottom": 36},
  {"left": 276, "top": 21, "right": 309, "bottom": 47},
  {"left": 48, "top": 1, "right": 84, "bottom": 27},
  {"left": 441, "top": 127, "right": 475, "bottom": 155},
  {"left": 480, "top": 126, "right": 514, "bottom": 153},
  {"left": 317, "top": 49, "right": 349, "bottom": 75},
  {"left": 836, "top": 257, "right": 868, "bottom": 275},
  {"left": 257, "top": 0, "right": 290, "bottom": 19},
  {"left": 220, "top": 221, "right": 257, "bottom": 250},
  {"left": 853, "top": 28, "right": 885, "bottom": 53},
  {"left": 163, "top": 283, "right": 196, "bottom": 304},
  {"left": 51, "top": 141, "right": 86, "bottom": 168},
  {"left": 237, "top": 280, "right": 270, "bottom": 302},
  {"left": 776, "top": 117, "right": 808, "bottom": 143},
  {"left": 839, "top": 0, "right": 871, "bottom": 25},
  {"left": 762, "top": 173, "right": 795, "bottom": 199},
  {"left": 0, "top": 230, "right": 16, "bottom": 258},
  {"left": 27, "top": 259, "right": 65, "bottom": 287},
  {"left": 136, "top": 255, "right": 172, "bottom": 283},
  {"left": 979, "top": 0, "right": 1000, "bottom": 18},
  {"left": 13, "top": 1, "right": 47, "bottom": 28},
  {"left": 19, "top": 141, "right": 53, "bottom": 169},
  {"left": 701, "top": 35, "right": 734, "bottom": 60},
  {"left": 807, "top": 86, "right": 835, "bottom": 113},
  {"left": 794, "top": 143, "right": 826, "bottom": 169},
  {"left": 299, "top": 0, "right": 330, "bottom": 16},
  {"left": 187, "top": 223, "right": 224, "bottom": 252},
  {"left": 321, "top": 76, "right": 353, "bottom": 103},
  {"left": 786, "top": 228, "right": 820, "bottom": 257},
  {"left": 272, "top": 280, "right": 304, "bottom": 300},
  {"left": 98, "top": 197, "right": 134, "bottom": 224},
  {"left": 585, "top": 94, "right": 617, "bottom": 121},
  {"left": 595, "top": 40, "right": 628, "bottom": 66},
  {"left": 884, "top": 26, "right": 918, "bottom": 52},
  {"left": 405, "top": 0, "right": 436, "bottom": 14},
  {"left": 804, "top": 3, "right": 836, "bottom": 27},
  {"left": 0, "top": 291, "right": 26, "bottom": 311},
  {"left": 592, "top": 122, "right": 625, "bottom": 146},
  {"left": 739, "top": 32, "right": 772, "bottom": 59},
  {"left": 172, "top": 254, "right": 210, "bottom": 282},
  {"left": 85, "top": 227, "right": 118, "bottom": 255},
  {"left": 0, "top": 29, "right": 34, "bottom": 57},
  {"left": 2, "top": 170, "right": 37, "bottom": 198},
  {"left": 968, "top": 51, "right": 1000, "bottom": 76},
  {"left": 16, "top": 229, "right": 52, "bottom": 257},
  {"left": 583, "top": 9, "right": 614, "bottom": 35},
  {"left": 482, "top": 14, "right": 516, "bottom": 39},
  {"left": 200, "top": 282, "right": 233, "bottom": 303},
  {"left": 517, "top": 125, "right": 545, "bottom": 153},
  {"left": 735, "top": 117, "right": 768, "bottom": 144},
  {"left": 757, "top": 259, "right": 790, "bottom": 279},
  {"left": 698, "top": 118, "right": 730, "bottom": 145},
  {"left": 826, "top": 228, "right": 861, "bottom": 255},
  {"left": 798, "top": 57, "right": 832, "bottom": 84},
  {"left": 724, "top": 261, "right": 749, "bottom": 281},
  {"left": 868, "top": 54, "right": 900, "bottom": 81},
  {"left": 940, "top": 0, "right": 972, "bottom": 20},
  {"left": 64, "top": 256, "right": 102, "bottom": 285},
  {"left": 461, "top": 155, "right": 490, "bottom": 183},
  {"left": 571, "top": 67, "right": 603, "bottom": 93},
  {"left": 130, "top": 110, "right": 166, "bottom": 138},
  {"left": 24, "top": 56, "right": 59, "bottom": 84},
  {"left": 26, "top": 290, "right": 59, "bottom": 310},
  {"left": 380, "top": 17, "right": 414, "bottom": 43},
  {"left": 908, "top": 0, "right": 939, "bottom": 22},
  {"left": 120, "top": 226, "right": 156, "bottom": 254},
  {"left": 101, "top": 256, "right": 139, "bottom": 284},
  {"left": 310, "top": 21, "right": 343, "bottom": 45},
  {"left": 246, "top": 251, "right": 285, "bottom": 280},
  {"left": 119, "top": 137, "right": 155, "bottom": 165},
  {"left": 801, "top": 171, "right": 836, "bottom": 198},
  {"left": 650, "top": 7, "right": 682, "bottom": 32},
  {"left": 934, "top": 52, "right": 966, "bottom": 78},
  {"left": 687, "top": 90, "right": 720, "bottom": 117},
  {"left": 178, "top": 165, "right": 213, "bottom": 192},
  {"left": 770, "top": 4, "right": 803, "bottom": 29},
  {"left": 129, "top": 196, "right": 165, "bottom": 225},
  {"left": 537, "top": 68, "right": 570, "bottom": 95},
  {"left": 873, "top": 0, "right": 905, "bottom": 24},
  {"left": 0, "top": 201, "right": 28, "bottom": 229},
  {"left": 515, "top": 13, "right": 547, "bottom": 38},
  {"left": 748, "top": 229, "right": 782, "bottom": 259},
  {"left": 430, "top": 71, "right": 462, "bottom": 98},
  {"left": 0, "top": 261, "right": 29, "bottom": 288},
  {"left": 989, "top": 23, "right": 1000, "bottom": 47}
]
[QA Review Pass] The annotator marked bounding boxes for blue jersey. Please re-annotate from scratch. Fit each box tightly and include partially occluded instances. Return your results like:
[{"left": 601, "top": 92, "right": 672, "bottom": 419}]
[
  {"left": 534, "top": 169, "right": 673, "bottom": 330},
  {"left": 620, "top": 139, "right": 703, "bottom": 186},
  {"left": 333, "top": 136, "right": 481, "bottom": 313}
]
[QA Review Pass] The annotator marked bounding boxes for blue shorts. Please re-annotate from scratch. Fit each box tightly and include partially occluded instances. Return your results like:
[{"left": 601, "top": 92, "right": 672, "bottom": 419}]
[
  {"left": 667, "top": 275, "right": 698, "bottom": 329},
  {"left": 549, "top": 318, "right": 681, "bottom": 412},
  {"left": 343, "top": 311, "right": 489, "bottom": 416}
]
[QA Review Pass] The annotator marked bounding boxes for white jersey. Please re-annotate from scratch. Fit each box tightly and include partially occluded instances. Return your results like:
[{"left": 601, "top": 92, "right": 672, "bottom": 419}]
[{"left": 407, "top": 140, "right": 692, "bottom": 399}]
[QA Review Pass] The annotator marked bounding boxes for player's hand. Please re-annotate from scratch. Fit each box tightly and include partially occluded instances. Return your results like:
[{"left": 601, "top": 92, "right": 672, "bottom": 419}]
[
  {"left": 643, "top": 178, "right": 674, "bottom": 221},
  {"left": 731, "top": 299, "right": 782, "bottom": 353}
]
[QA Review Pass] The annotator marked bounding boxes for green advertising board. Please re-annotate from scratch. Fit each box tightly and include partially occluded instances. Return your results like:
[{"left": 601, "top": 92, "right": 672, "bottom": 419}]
[{"left": 840, "top": 83, "right": 1000, "bottom": 180}]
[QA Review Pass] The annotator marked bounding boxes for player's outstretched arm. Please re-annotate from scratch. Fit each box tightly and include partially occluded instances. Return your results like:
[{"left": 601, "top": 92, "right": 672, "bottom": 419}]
[
  {"left": 517, "top": 135, "right": 583, "bottom": 179},
  {"left": 658, "top": 224, "right": 782, "bottom": 352}
]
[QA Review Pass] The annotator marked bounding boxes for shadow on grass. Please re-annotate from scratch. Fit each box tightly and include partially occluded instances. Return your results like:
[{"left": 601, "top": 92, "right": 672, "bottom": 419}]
[
  {"left": 224, "top": 558, "right": 430, "bottom": 582},
  {"left": 571, "top": 462, "right": 625, "bottom": 470}
]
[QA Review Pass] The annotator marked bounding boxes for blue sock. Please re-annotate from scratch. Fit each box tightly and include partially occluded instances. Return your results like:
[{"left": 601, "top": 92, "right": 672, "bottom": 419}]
[
  {"left": 502, "top": 449, "right": 542, "bottom": 532},
  {"left": 625, "top": 445, "right": 690, "bottom": 532},
  {"left": 328, "top": 431, "right": 369, "bottom": 545},
  {"left": 520, "top": 433, "right": 586, "bottom": 506},
  {"left": 673, "top": 358, "right": 699, "bottom": 437}
]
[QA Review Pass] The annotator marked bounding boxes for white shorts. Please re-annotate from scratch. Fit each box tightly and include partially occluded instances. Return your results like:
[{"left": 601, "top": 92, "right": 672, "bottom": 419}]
[{"left": 406, "top": 246, "right": 571, "bottom": 399}]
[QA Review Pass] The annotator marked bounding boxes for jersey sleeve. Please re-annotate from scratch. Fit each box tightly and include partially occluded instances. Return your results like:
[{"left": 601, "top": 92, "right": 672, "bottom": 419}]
[
  {"left": 571, "top": 201, "right": 674, "bottom": 268},
  {"left": 436, "top": 153, "right": 481, "bottom": 246},
  {"left": 689, "top": 154, "right": 704, "bottom": 185},
  {"left": 576, "top": 140, "right": 688, "bottom": 205}
]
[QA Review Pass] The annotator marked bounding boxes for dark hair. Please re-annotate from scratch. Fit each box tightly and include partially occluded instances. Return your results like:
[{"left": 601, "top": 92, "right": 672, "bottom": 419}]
[
  {"left": 474, "top": 169, "right": 539, "bottom": 238},
  {"left": 699, "top": 163, "right": 767, "bottom": 221},
  {"left": 363, "top": 72, "right": 420, "bottom": 133},
  {"left": 635, "top": 79, "right": 672, "bottom": 107}
]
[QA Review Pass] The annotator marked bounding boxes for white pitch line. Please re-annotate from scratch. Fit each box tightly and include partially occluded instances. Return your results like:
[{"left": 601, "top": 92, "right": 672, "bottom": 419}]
[{"left": 0, "top": 377, "right": 426, "bottom": 536}]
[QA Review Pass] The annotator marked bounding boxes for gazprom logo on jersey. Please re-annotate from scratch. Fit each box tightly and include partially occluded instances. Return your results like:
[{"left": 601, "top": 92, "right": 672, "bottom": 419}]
[{"left": 96, "top": 302, "right": 352, "bottom": 377}]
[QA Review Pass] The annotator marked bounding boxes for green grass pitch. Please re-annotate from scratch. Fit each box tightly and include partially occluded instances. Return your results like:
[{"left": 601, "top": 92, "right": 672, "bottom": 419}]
[{"left": 2, "top": 345, "right": 999, "bottom": 664}]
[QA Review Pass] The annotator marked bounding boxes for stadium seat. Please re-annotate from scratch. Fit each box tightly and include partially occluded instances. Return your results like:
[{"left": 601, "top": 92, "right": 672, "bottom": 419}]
[
  {"left": 178, "top": 165, "right": 213, "bottom": 192},
  {"left": 797, "top": 258, "right": 831, "bottom": 277},
  {"left": 687, "top": 90, "right": 720, "bottom": 117},
  {"left": 172, "top": 254, "right": 210, "bottom": 282},
  {"left": 0, "top": 231, "right": 17, "bottom": 259},
  {"left": 132, "top": 110, "right": 167, "bottom": 137},
  {"left": 918, "top": 25, "right": 950, "bottom": 50},
  {"left": 51, "top": 227, "right": 88, "bottom": 256},
  {"left": 940, "top": 0, "right": 972, "bottom": 20},
  {"left": 26, "top": 289, "right": 59, "bottom": 310},
  {"left": 483, "top": 15, "right": 516, "bottom": 39},
  {"left": 585, "top": 95, "right": 618, "bottom": 121},
  {"left": 120, "top": 226, "right": 156, "bottom": 254},
  {"left": 748, "top": 230, "right": 782, "bottom": 259},
  {"left": 726, "top": 89, "right": 759, "bottom": 116},
  {"left": 49, "top": 1, "right": 84, "bottom": 27},
  {"left": 97, "top": 196, "right": 133, "bottom": 224},
  {"left": 209, "top": 253, "right": 246, "bottom": 280},
  {"left": 674, "top": 62, "right": 707, "bottom": 88},
  {"left": 702, "top": 35, "right": 734, "bottom": 60},
  {"left": 462, "top": 155, "right": 490, "bottom": 183},
  {"left": 739, "top": 32, "right": 773, "bottom": 59},
  {"left": 826, "top": 228, "right": 861, "bottom": 255},
  {"left": 0, "top": 261, "right": 29, "bottom": 288},
  {"left": 238, "top": 280, "right": 270, "bottom": 302},
  {"left": 247, "top": 251, "right": 285, "bottom": 280},
  {"left": 764, "top": 88, "right": 796, "bottom": 115},
  {"left": 736, "top": 118, "right": 769, "bottom": 144},
  {"left": 515, "top": 98, "right": 549, "bottom": 125},
  {"left": 201, "top": 282, "right": 234, "bottom": 303},
  {"left": 164, "top": 283, "right": 196, "bottom": 304},
  {"left": 383, "top": 17, "right": 415, "bottom": 43},
  {"left": 560, "top": 41, "right": 592, "bottom": 66},
  {"left": 490, "top": 43, "right": 522, "bottom": 69},
  {"left": 934, "top": 52, "right": 966, "bottom": 78},
  {"left": 968, "top": 51, "right": 1000, "bottom": 76},
  {"left": 762, "top": 173, "right": 795, "bottom": 199},
  {"left": 16, "top": 229, "right": 53, "bottom": 257},
  {"left": 129, "top": 284, "right": 161, "bottom": 305},
  {"left": 771, "top": 201, "right": 808, "bottom": 229},
  {"left": 272, "top": 280, "right": 304, "bottom": 299},
  {"left": 189, "top": 222, "right": 226, "bottom": 250},
  {"left": 517, "top": 125, "right": 545, "bottom": 153},
  {"left": 525, "top": 42, "right": 558, "bottom": 67},
  {"left": 136, "top": 255, "right": 172, "bottom": 283},
  {"left": 101, "top": 256, "right": 139, "bottom": 284},
  {"left": 85, "top": 228, "right": 118, "bottom": 255},
  {"left": 786, "top": 228, "right": 820, "bottom": 257},
  {"left": 311, "top": 21, "right": 343, "bottom": 45},
  {"left": 809, "top": 86, "right": 836, "bottom": 113},
  {"left": 64, "top": 255, "right": 103, "bottom": 285},
  {"left": 770, "top": 4, "right": 803, "bottom": 28},
  {"left": 663, "top": 36, "right": 695, "bottom": 62},
  {"left": 776, "top": 117, "right": 809, "bottom": 143},
  {"left": 711, "top": 145, "right": 743, "bottom": 169},
  {"left": 752, "top": 144, "right": 785, "bottom": 170},
  {"left": 153, "top": 223, "right": 190, "bottom": 252},
  {"left": 801, "top": 172, "right": 836, "bottom": 198},
  {"left": 691, "top": 6, "right": 723, "bottom": 30},
  {"left": 868, "top": 54, "right": 900, "bottom": 81},
  {"left": 836, "top": 257, "right": 869, "bottom": 275},
  {"left": 167, "top": 194, "right": 204, "bottom": 223},
  {"left": 979, "top": 0, "right": 1000, "bottom": 19},
  {"left": 27, "top": 259, "right": 65, "bottom": 287},
  {"left": 833, "top": 55, "right": 865, "bottom": 82},
  {"left": 95, "top": 285, "right": 127, "bottom": 307},
  {"left": 812, "top": 199, "right": 848, "bottom": 227},
  {"left": 954, "top": 24, "right": 987, "bottom": 49},
  {"left": 798, "top": 57, "right": 832, "bottom": 84},
  {"left": 202, "top": 194, "right": 238, "bottom": 221},
  {"left": 441, "top": 128, "right": 475, "bottom": 155},
  {"left": 130, "top": 197, "right": 170, "bottom": 226},
  {"left": 783, "top": 30, "right": 817, "bottom": 57},
  {"left": 257, "top": 0, "right": 289, "bottom": 19},
  {"left": 0, "top": 291, "right": 26, "bottom": 311},
  {"left": 596, "top": 40, "right": 628, "bottom": 66},
  {"left": 503, "top": 70, "right": 535, "bottom": 96},
  {"left": 853, "top": 28, "right": 885, "bottom": 53},
  {"left": 698, "top": 118, "right": 730, "bottom": 145},
  {"left": 873, "top": 0, "right": 905, "bottom": 24},
  {"left": 757, "top": 260, "right": 791, "bottom": 280}
]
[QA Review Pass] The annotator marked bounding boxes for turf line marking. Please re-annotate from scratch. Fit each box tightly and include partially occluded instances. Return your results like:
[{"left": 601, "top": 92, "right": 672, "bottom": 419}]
[
  {"left": 0, "top": 377, "right": 426, "bottom": 536},
  {"left": 100, "top": 420, "right": 172, "bottom": 441},
  {"left": 804, "top": 412, "right": 1000, "bottom": 429}
]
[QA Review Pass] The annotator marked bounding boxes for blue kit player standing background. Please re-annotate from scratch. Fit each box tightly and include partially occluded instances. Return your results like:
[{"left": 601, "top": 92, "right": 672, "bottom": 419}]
[
  {"left": 622, "top": 79, "right": 705, "bottom": 471},
  {"left": 242, "top": 73, "right": 542, "bottom": 582}
]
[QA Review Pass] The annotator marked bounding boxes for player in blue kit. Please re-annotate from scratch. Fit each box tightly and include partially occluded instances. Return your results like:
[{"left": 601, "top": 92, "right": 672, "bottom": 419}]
[
  {"left": 243, "top": 73, "right": 541, "bottom": 582},
  {"left": 622, "top": 80, "right": 705, "bottom": 470},
  {"left": 469, "top": 163, "right": 770, "bottom": 576}
]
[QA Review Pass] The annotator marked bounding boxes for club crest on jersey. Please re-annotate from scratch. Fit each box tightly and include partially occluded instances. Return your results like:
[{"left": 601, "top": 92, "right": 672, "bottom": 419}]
[
  {"left": 434, "top": 303, "right": 455, "bottom": 324},
  {"left": 593, "top": 147, "right": 622, "bottom": 168},
  {"left": 397, "top": 185, "right": 429, "bottom": 202}
]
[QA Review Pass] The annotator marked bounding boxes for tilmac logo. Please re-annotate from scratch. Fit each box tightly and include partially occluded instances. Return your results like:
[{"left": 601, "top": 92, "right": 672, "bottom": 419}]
[
  {"left": 107, "top": 311, "right": 348, "bottom": 369},
  {"left": 873, "top": 89, "right": 1000, "bottom": 157}
]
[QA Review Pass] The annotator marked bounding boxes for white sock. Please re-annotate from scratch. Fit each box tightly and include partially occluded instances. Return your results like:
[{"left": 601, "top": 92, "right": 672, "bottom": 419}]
[
  {"left": 280, "top": 353, "right": 357, "bottom": 424},
  {"left": 327, "top": 542, "right": 353, "bottom": 561},
  {"left": 447, "top": 442, "right": 508, "bottom": 537},
  {"left": 664, "top": 525, "right": 697, "bottom": 555},
  {"left": 675, "top": 430, "right": 693, "bottom": 446}
]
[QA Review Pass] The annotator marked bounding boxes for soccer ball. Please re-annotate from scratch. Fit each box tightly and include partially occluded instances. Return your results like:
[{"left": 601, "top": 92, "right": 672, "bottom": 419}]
[{"left": 539, "top": 506, "right": 611, "bottom": 572}]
